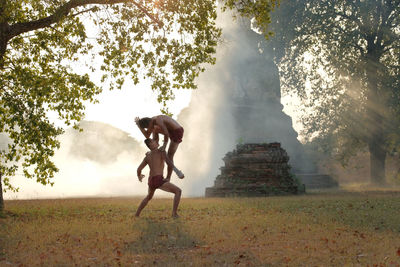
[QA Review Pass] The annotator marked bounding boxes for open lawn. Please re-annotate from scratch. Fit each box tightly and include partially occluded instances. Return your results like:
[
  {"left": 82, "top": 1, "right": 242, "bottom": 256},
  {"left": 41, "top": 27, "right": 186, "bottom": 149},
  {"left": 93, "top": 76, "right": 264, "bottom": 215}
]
[{"left": 1, "top": 191, "right": 400, "bottom": 266}]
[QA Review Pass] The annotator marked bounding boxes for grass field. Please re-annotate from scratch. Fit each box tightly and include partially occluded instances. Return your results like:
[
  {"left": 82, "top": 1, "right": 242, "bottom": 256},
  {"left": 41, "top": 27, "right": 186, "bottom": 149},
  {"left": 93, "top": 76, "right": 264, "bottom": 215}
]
[{"left": 1, "top": 191, "right": 400, "bottom": 266}]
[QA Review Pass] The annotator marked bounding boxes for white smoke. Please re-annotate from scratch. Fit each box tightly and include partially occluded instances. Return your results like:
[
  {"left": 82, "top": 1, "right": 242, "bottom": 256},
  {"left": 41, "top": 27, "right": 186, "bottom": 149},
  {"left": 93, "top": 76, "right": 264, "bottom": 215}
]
[
  {"left": 3, "top": 8, "right": 304, "bottom": 200},
  {"left": 4, "top": 124, "right": 146, "bottom": 199},
  {"left": 175, "top": 78, "right": 236, "bottom": 196},
  {"left": 174, "top": 11, "right": 252, "bottom": 196},
  {"left": 174, "top": 8, "right": 314, "bottom": 196}
]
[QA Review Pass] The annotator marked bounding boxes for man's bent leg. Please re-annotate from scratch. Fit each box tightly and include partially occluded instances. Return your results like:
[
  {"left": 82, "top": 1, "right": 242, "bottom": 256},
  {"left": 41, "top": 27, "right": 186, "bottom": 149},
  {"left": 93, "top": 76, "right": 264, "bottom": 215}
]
[
  {"left": 159, "top": 182, "right": 181, "bottom": 217},
  {"left": 135, "top": 188, "right": 155, "bottom": 217},
  {"left": 166, "top": 142, "right": 179, "bottom": 181}
]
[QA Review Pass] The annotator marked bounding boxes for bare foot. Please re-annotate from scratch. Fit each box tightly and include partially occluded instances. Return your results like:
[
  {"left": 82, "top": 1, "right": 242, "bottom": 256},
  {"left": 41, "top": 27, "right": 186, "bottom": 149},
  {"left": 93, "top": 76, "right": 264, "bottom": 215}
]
[{"left": 176, "top": 169, "right": 184, "bottom": 179}]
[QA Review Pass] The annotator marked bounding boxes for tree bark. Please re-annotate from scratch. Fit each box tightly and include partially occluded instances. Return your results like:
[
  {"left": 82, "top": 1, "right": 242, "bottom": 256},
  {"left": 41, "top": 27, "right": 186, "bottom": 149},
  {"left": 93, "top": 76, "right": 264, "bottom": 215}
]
[
  {"left": 368, "top": 136, "right": 387, "bottom": 185},
  {"left": 0, "top": 171, "right": 4, "bottom": 213},
  {"left": 0, "top": 0, "right": 8, "bottom": 68},
  {"left": 366, "top": 89, "right": 387, "bottom": 185},
  {"left": 365, "top": 39, "right": 387, "bottom": 185},
  {"left": 0, "top": 0, "right": 160, "bottom": 66},
  {"left": 7, "top": 0, "right": 161, "bottom": 41}
]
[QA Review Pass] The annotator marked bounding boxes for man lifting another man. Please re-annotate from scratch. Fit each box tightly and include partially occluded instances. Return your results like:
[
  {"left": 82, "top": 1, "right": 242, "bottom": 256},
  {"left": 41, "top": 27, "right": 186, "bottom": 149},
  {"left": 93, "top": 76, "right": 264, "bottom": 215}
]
[{"left": 134, "top": 115, "right": 185, "bottom": 218}]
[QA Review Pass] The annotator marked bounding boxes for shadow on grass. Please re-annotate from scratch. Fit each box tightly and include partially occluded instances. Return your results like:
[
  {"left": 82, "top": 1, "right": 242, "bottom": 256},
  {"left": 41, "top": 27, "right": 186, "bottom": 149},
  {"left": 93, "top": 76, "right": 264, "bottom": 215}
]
[
  {"left": 127, "top": 217, "right": 200, "bottom": 254},
  {"left": 127, "top": 216, "right": 264, "bottom": 265}
]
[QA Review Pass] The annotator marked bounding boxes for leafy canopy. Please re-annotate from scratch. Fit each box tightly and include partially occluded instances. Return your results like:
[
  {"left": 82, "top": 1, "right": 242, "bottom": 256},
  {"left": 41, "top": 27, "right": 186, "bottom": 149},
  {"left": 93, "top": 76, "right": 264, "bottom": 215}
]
[
  {"left": 0, "top": 0, "right": 221, "bottom": 192},
  {"left": 279, "top": 0, "right": 400, "bottom": 165}
]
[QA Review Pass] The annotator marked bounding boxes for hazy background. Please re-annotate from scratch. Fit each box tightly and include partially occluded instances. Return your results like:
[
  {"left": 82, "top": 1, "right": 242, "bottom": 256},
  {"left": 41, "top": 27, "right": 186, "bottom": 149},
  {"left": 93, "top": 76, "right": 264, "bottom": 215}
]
[{"left": 3, "top": 10, "right": 304, "bottom": 200}]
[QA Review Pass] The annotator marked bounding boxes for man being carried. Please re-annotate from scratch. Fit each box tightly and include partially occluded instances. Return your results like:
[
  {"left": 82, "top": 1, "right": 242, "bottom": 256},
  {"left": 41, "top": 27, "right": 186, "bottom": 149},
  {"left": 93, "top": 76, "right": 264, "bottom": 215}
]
[
  {"left": 135, "top": 115, "right": 184, "bottom": 182},
  {"left": 135, "top": 138, "right": 184, "bottom": 218}
]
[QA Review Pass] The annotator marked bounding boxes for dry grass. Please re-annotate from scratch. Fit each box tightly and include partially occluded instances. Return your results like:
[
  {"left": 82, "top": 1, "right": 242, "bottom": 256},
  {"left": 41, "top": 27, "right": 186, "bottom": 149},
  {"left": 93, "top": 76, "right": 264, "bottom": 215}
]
[{"left": 1, "top": 192, "right": 400, "bottom": 266}]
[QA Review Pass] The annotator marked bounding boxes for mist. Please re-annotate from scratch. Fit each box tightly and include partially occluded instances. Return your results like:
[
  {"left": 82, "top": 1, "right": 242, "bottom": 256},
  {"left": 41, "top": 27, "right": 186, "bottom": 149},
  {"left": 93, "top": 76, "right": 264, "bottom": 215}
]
[
  {"left": 174, "top": 12, "right": 240, "bottom": 196},
  {"left": 4, "top": 9, "right": 310, "bottom": 200},
  {"left": 175, "top": 10, "right": 315, "bottom": 196},
  {"left": 3, "top": 121, "right": 144, "bottom": 200}
]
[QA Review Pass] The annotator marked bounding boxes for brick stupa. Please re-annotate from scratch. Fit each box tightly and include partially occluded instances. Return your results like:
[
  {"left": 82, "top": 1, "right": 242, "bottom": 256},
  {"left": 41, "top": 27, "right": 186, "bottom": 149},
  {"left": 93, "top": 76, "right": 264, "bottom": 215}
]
[{"left": 205, "top": 143, "right": 304, "bottom": 197}]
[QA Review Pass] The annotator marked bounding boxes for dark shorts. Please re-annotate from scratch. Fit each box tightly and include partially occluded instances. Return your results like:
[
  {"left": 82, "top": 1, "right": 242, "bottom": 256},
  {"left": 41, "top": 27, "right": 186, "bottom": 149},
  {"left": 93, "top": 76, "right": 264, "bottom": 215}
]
[
  {"left": 169, "top": 127, "right": 184, "bottom": 143},
  {"left": 148, "top": 175, "right": 167, "bottom": 190}
]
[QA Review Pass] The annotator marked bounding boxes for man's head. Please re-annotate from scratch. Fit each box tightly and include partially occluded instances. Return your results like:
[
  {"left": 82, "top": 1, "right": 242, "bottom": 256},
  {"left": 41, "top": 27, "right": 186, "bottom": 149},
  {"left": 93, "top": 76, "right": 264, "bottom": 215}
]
[
  {"left": 138, "top": 117, "right": 152, "bottom": 128},
  {"left": 144, "top": 138, "right": 159, "bottom": 150}
]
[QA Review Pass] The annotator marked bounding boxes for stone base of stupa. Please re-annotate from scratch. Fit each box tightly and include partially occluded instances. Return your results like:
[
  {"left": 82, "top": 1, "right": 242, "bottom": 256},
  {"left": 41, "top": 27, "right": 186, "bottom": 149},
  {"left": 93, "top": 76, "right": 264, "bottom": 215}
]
[{"left": 205, "top": 143, "right": 305, "bottom": 197}]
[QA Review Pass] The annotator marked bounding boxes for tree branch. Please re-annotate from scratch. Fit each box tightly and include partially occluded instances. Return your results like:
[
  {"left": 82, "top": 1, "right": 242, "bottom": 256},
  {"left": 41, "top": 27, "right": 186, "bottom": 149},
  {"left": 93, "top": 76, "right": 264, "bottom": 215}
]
[
  {"left": 69, "top": 6, "right": 99, "bottom": 18},
  {"left": 330, "top": 24, "right": 365, "bottom": 55},
  {"left": 373, "top": 0, "right": 383, "bottom": 45},
  {"left": 8, "top": 0, "right": 162, "bottom": 40},
  {"left": 335, "top": 10, "right": 368, "bottom": 39},
  {"left": 383, "top": 42, "right": 400, "bottom": 53},
  {"left": 385, "top": 0, "right": 399, "bottom": 26}
]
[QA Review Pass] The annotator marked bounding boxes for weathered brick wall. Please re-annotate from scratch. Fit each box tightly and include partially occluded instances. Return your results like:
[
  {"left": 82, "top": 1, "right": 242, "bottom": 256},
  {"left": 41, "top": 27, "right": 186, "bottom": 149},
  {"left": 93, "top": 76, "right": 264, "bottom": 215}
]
[{"left": 205, "top": 143, "right": 304, "bottom": 197}]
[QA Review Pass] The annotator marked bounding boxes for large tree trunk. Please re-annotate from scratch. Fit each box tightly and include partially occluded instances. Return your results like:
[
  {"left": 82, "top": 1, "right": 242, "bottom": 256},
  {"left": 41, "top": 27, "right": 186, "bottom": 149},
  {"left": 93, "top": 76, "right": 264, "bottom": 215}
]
[
  {"left": 365, "top": 40, "right": 388, "bottom": 185},
  {"left": 0, "top": 1, "right": 9, "bottom": 68},
  {"left": 0, "top": 172, "right": 4, "bottom": 213},
  {"left": 368, "top": 139, "right": 386, "bottom": 185},
  {"left": 366, "top": 100, "right": 387, "bottom": 185},
  {"left": 366, "top": 93, "right": 387, "bottom": 185}
]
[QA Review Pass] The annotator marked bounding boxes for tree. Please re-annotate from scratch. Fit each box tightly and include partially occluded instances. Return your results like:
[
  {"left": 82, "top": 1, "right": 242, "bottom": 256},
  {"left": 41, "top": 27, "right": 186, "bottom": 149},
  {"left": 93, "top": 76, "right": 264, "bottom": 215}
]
[
  {"left": 0, "top": 0, "right": 222, "bottom": 212},
  {"left": 279, "top": 0, "right": 400, "bottom": 184},
  {"left": 0, "top": 0, "right": 279, "bottom": 212}
]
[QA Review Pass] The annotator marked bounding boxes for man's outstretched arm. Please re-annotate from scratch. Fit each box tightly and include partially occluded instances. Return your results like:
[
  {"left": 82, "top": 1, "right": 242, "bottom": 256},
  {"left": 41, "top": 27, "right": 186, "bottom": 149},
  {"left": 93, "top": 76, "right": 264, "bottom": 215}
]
[
  {"left": 137, "top": 158, "right": 148, "bottom": 182},
  {"left": 135, "top": 117, "right": 154, "bottom": 139}
]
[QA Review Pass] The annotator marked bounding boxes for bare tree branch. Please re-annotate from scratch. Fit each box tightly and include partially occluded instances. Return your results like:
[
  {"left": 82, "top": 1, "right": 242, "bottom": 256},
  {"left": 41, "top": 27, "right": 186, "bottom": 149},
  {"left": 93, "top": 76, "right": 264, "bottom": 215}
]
[
  {"left": 335, "top": 10, "right": 368, "bottom": 39},
  {"left": 69, "top": 6, "right": 99, "bottom": 18},
  {"left": 383, "top": 42, "right": 400, "bottom": 53},
  {"left": 8, "top": 0, "right": 162, "bottom": 40},
  {"left": 386, "top": 0, "right": 399, "bottom": 26}
]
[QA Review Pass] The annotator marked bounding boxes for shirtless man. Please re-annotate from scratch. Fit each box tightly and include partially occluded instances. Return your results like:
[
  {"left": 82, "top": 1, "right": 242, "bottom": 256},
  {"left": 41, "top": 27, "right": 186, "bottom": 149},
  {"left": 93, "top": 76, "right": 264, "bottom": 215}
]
[
  {"left": 135, "top": 115, "right": 184, "bottom": 181},
  {"left": 135, "top": 138, "right": 184, "bottom": 218}
]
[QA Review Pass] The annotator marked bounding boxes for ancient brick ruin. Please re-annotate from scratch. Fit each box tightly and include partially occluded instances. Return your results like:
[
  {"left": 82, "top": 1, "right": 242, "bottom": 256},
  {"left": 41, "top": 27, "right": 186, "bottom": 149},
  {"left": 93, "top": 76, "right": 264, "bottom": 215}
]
[{"left": 205, "top": 143, "right": 304, "bottom": 197}]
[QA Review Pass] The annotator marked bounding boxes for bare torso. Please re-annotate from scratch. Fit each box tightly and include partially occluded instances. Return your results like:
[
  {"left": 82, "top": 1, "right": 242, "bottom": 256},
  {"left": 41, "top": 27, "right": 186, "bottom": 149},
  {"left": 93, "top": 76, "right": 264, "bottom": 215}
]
[{"left": 145, "top": 149, "right": 165, "bottom": 177}]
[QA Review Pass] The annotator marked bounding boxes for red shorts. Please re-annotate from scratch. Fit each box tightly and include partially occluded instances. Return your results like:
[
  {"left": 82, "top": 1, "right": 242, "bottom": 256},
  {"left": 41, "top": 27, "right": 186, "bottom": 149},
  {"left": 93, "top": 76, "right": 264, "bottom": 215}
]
[
  {"left": 148, "top": 175, "right": 167, "bottom": 190},
  {"left": 169, "top": 127, "right": 184, "bottom": 143}
]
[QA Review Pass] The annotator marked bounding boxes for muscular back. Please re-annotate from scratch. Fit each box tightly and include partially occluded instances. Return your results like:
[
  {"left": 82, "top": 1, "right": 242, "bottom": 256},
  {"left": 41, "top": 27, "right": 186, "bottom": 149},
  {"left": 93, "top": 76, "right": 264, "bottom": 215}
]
[{"left": 153, "top": 115, "right": 181, "bottom": 133}]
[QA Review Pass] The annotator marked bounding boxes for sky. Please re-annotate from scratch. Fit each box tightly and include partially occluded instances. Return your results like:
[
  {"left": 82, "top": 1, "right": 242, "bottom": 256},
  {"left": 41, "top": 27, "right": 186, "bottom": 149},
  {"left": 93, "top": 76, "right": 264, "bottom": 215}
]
[{"left": 82, "top": 79, "right": 193, "bottom": 140}]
